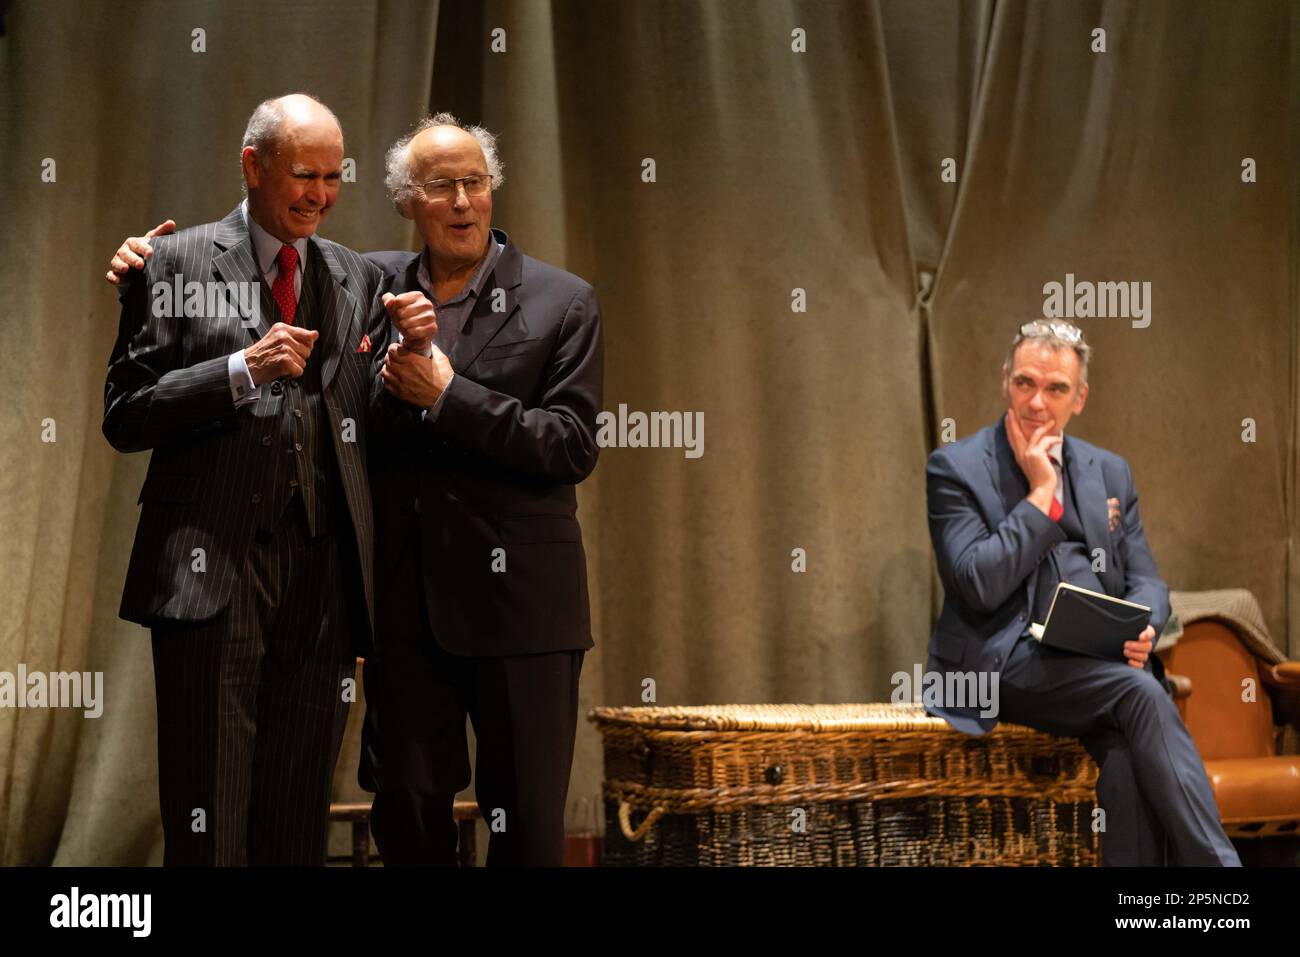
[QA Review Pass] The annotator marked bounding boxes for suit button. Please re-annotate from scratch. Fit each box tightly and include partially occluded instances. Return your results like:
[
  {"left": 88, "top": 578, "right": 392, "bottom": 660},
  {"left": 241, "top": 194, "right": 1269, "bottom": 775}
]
[
  {"left": 289, "top": 479, "right": 299, "bottom": 489},
  {"left": 293, "top": 409, "right": 303, "bottom": 419},
  {"left": 294, "top": 442, "right": 303, "bottom": 452},
  {"left": 261, "top": 435, "right": 271, "bottom": 446},
  {"left": 270, "top": 381, "right": 283, "bottom": 395},
  {"left": 995, "top": 655, "right": 1002, "bottom": 665},
  {"left": 251, "top": 492, "right": 262, "bottom": 504},
  {"left": 1018, "top": 613, "right": 1026, "bottom": 621}
]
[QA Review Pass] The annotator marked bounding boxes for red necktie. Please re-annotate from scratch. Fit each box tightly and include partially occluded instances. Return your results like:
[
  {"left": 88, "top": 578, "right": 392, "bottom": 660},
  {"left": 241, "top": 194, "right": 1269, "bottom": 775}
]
[
  {"left": 1048, "top": 458, "right": 1064, "bottom": 522},
  {"left": 272, "top": 244, "right": 299, "bottom": 325}
]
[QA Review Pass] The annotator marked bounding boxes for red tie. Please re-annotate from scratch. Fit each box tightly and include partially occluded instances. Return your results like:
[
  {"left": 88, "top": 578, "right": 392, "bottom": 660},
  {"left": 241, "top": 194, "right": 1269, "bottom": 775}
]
[
  {"left": 1048, "top": 458, "right": 1064, "bottom": 522},
  {"left": 272, "top": 244, "right": 299, "bottom": 325}
]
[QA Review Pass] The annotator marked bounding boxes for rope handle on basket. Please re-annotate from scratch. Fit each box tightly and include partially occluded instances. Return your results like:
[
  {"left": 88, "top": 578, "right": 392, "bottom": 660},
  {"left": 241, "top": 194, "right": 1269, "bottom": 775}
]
[{"left": 618, "top": 800, "right": 666, "bottom": 842}]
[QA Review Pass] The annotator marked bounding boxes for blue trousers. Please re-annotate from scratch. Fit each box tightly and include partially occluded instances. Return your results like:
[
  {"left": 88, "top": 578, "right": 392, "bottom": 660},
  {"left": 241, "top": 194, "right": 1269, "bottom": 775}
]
[{"left": 999, "top": 635, "right": 1240, "bottom": 866}]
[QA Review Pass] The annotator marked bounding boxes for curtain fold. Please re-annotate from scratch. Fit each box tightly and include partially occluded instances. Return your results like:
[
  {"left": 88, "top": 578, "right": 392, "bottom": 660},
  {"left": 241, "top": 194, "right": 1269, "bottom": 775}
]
[{"left": 0, "top": 0, "right": 441, "bottom": 865}]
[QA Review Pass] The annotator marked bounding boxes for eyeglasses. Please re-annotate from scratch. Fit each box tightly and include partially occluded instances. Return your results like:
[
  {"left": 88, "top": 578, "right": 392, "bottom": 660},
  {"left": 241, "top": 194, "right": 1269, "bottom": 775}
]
[
  {"left": 413, "top": 174, "right": 492, "bottom": 201},
  {"left": 1019, "top": 320, "right": 1083, "bottom": 344}
]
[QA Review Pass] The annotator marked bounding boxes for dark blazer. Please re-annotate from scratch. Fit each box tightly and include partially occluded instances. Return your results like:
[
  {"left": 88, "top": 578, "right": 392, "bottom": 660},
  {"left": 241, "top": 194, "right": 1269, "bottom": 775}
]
[
  {"left": 366, "top": 228, "right": 603, "bottom": 656},
  {"left": 104, "top": 205, "right": 386, "bottom": 631},
  {"left": 924, "top": 417, "right": 1170, "bottom": 735}
]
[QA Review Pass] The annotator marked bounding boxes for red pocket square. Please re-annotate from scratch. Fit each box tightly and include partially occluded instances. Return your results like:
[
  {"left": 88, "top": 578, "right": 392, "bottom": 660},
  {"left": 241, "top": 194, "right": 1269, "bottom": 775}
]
[
  {"left": 1106, "top": 497, "right": 1122, "bottom": 533},
  {"left": 357, "top": 334, "right": 371, "bottom": 353}
]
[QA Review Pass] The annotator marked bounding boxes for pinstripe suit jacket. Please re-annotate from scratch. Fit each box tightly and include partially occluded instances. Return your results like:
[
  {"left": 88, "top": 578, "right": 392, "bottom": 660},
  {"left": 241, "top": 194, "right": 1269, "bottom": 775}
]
[{"left": 104, "top": 205, "right": 386, "bottom": 631}]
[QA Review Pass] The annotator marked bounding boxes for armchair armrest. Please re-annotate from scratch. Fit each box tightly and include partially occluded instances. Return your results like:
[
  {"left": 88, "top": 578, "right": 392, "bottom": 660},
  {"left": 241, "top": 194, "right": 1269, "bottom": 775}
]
[
  {"left": 1260, "top": 661, "right": 1300, "bottom": 735},
  {"left": 1165, "top": 672, "right": 1193, "bottom": 699},
  {"left": 1263, "top": 661, "right": 1300, "bottom": 689}
]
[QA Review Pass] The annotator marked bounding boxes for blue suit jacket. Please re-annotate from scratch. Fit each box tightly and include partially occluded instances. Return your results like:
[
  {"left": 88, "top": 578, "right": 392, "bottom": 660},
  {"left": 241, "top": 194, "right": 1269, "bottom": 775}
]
[{"left": 924, "top": 417, "right": 1170, "bottom": 735}]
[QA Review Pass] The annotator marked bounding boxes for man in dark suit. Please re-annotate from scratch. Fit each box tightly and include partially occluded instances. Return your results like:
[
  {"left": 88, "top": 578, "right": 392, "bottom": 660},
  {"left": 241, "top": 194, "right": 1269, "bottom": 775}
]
[
  {"left": 103, "top": 93, "right": 386, "bottom": 865},
  {"left": 360, "top": 113, "right": 602, "bottom": 866},
  {"left": 923, "top": 320, "right": 1238, "bottom": 866}
]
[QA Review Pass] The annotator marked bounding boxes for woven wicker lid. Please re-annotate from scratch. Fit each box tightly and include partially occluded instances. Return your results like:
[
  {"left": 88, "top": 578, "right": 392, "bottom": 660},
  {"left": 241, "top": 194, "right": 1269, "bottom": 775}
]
[{"left": 588, "top": 702, "right": 997, "bottom": 733}]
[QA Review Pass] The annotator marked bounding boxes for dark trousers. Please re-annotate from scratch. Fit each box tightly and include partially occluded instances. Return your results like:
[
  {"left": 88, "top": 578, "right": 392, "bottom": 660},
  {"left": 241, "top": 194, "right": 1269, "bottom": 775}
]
[
  {"left": 361, "top": 527, "right": 584, "bottom": 867},
  {"left": 150, "top": 501, "right": 357, "bottom": 866},
  {"left": 998, "top": 634, "right": 1240, "bottom": 866}
]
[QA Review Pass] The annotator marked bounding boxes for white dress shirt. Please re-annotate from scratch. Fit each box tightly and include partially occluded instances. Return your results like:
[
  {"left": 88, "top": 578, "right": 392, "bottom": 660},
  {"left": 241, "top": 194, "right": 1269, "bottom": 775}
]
[
  {"left": 1048, "top": 440, "right": 1065, "bottom": 509},
  {"left": 226, "top": 201, "right": 309, "bottom": 407}
]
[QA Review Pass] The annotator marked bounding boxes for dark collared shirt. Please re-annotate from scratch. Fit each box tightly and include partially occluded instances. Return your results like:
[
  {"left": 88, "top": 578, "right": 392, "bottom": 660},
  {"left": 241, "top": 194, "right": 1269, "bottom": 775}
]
[
  {"left": 397, "top": 234, "right": 503, "bottom": 419},
  {"left": 417, "top": 235, "right": 503, "bottom": 355}
]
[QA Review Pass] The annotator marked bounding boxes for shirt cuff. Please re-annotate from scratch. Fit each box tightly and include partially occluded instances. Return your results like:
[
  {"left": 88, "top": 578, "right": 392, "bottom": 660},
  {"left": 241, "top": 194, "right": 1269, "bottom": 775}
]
[
  {"left": 421, "top": 374, "right": 454, "bottom": 422},
  {"left": 395, "top": 328, "right": 434, "bottom": 358},
  {"left": 228, "top": 350, "right": 260, "bottom": 407}
]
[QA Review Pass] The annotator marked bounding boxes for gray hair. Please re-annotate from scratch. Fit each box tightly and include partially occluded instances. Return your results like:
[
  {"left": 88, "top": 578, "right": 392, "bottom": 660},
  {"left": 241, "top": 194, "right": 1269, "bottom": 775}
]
[
  {"left": 1002, "top": 320, "right": 1092, "bottom": 388},
  {"left": 384, "top": 112, "right": 504, "bottom": 212},
  {"left": 239, "top": 93, "right": 341, "bottom": 190}
]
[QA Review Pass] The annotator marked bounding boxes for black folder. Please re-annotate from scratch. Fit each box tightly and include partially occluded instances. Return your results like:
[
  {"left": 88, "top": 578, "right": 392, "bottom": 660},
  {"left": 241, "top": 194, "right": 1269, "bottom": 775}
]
[{"left": 1028, "top": 583, "right": 1151, "bottom": 662}]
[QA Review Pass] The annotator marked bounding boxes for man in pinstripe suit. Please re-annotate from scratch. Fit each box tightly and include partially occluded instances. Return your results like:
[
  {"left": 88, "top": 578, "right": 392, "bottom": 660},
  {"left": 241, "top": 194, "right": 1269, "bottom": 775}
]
[{"left": 103, "top": 94, "right": 387, "bottom": 866}]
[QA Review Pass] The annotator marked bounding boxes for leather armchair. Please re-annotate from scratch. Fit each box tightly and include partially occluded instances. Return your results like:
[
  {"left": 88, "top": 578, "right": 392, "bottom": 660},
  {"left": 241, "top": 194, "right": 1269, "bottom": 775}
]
[{"left": 1158, "top": 619, "right": 1300, "bottom": 840}]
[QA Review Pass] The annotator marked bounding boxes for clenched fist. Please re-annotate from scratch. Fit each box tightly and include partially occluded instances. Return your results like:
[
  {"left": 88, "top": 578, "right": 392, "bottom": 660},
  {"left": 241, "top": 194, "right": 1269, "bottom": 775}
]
[
  {"left": 382, "top": 290, "right": 438, "bottom": 354},
  {"left": 1005, "top": 411, "right": 1063, "bottom": 516},
  {"left": 380, "top": 341, "right": 453, "bottom": 408},
  {"left": 244, "top": 322, "right": 319, "bottom": 384}
]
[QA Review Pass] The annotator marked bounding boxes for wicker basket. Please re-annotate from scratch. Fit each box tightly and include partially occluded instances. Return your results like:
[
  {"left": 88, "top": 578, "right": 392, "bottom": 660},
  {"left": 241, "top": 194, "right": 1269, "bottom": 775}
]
[{"left": 590, "top": 703, "right": 1100, "bottom": 866}]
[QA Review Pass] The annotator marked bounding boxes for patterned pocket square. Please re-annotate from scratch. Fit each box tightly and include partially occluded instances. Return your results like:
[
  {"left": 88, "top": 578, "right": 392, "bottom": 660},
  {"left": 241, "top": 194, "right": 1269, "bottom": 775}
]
[
  {"left": 1106, "top": 497, "right": 1122, "bottom": 533},
  {"left": 357, "top": 334, "right": 371, "bottom": 353}
]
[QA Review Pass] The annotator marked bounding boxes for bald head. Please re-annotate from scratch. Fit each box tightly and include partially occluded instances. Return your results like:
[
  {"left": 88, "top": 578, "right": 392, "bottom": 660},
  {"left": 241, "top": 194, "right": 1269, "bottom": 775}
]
[
  {"left": 407, "top": 125, "right": 485, "bottom": 188},
  {"left": 383, "top": 111, "right": 504, "bottom": 214},
  {"left": 278, "top": 93, "right": 338, "bottom": 129},
  {"left": 241, "top": 93, "right": 342, "bottom": 166},
  {"left": 240, "top": 93, "right": 345, "bottom": 243}
]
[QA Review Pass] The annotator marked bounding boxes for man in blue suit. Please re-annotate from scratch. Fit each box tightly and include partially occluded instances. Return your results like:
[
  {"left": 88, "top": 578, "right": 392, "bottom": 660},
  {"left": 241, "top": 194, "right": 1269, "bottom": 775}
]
[{"left": 924, "top": 320, "right": 1239, "bottom": 866}]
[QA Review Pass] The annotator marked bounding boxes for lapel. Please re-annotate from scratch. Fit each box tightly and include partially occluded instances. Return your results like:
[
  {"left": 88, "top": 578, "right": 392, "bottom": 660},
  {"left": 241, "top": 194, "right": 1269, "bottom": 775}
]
[
  {"left": 980, "top": 417, "right": 1121, "bottom": 600},
  {"left": 309, "top": 236, "right": 360, "bottom": 391},
  {"left": 211, "top": 206, "right": 274, "bottom": 340},
  {"left": 210, "top": 204, "right": 358, "bottom": 391},
  {"left": 982, "top": 418, "right": 1027, "bottom": 527},
  {"left": 447, "top": 229, "right": 522, "bottom": 372},
  {"left": 983, "top": 417, "right": 1042, "bottom": 605},
  {"left": 1063, "top": 437, "right": 1119, "bottom": 594},
  {"left": 396, "top": 252, "right": 422, "bottom": 298}
]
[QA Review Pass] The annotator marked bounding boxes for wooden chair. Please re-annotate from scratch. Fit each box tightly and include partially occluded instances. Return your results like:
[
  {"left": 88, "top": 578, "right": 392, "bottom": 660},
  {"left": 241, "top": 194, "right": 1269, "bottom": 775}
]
[
  {"left": 329, "top": 658, "right": 483, "bottom": 865},
  {"left": 328, "top": 800, "right": 482, "bottom": 867}
]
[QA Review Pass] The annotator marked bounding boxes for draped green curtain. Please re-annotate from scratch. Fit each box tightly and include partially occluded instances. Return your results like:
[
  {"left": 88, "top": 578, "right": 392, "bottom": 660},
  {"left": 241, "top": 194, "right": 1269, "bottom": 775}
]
[
  {"left": 0, "top": 0, "right": 442, "bottom": 865},
  {"left": 920, "top": 0, "right": 1296, "bottom": 655},
  {"left": 0, "top": 0, "right": 1294, "bottom": 865}
]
